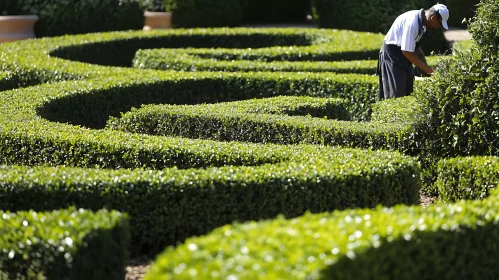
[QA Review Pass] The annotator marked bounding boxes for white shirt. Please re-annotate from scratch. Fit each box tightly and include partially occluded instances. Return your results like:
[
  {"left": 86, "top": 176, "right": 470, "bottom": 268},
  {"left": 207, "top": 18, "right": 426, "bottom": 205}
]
[{"left": 384, "top": 9, "right": 426, "bottom": 52}]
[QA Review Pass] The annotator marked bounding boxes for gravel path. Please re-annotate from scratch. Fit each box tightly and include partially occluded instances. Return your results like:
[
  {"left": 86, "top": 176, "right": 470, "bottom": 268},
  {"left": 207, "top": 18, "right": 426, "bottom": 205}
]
[
  {"left": 443, "top": 26, "right": 472, "bottom": 42},
  {"left": 126, "top": 257, "right": 151, "bottom": 280}
]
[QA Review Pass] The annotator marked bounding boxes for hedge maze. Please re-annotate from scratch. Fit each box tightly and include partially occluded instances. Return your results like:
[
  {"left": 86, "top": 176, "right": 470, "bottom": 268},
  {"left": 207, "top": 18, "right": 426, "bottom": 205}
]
[{"left": 0, "top": 10, "right": 497, "bottom": 278}]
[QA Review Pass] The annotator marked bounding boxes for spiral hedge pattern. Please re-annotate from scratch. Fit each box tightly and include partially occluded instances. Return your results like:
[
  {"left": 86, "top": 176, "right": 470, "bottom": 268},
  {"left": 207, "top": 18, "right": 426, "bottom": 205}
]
[{"left": 0, "top": 27, "right": 493, "bottom": 279}]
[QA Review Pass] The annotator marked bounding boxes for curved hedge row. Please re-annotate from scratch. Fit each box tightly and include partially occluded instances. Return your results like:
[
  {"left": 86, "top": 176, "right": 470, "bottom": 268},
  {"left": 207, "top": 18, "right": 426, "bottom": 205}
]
[
  {"left": 106, "top": 93, "right": 419, "bottom": 151},
  {"left": 132, "top": 48, "right": 442, "bottom": 74},
  {"left": 0, "top": 147, "right": 420, "bottom": 254},
  {"left": 146, "top": 186, "right": 499, "bottom": 279}
]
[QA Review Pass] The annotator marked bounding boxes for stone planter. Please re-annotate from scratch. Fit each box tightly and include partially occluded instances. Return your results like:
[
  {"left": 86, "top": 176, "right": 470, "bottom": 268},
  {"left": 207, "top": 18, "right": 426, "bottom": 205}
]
[
  {"left": 143, "top": 11, "right": 172, "bottom": 30},
  {"left": 0, "top": 15, "right": 39, "bottom": 43}
]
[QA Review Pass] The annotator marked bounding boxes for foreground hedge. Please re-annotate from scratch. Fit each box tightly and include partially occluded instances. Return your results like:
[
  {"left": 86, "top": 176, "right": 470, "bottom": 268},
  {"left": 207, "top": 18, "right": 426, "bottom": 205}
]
[
  {"left": 0, "top": 208, "right": 128, "bottom": 280},
  {"left": 146, "top": 186, "right": 499, "bottom": 279}
]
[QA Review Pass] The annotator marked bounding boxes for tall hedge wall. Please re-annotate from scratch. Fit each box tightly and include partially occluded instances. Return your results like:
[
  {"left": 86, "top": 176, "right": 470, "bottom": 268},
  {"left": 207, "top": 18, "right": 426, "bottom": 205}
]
[
  {"left": 3, "top": 0, "right": 144, "bottom": 37},
  {"left": 171, "top": 0, "right": 244, "bottom": 27},
  {"left": 445, "top": 0, "right": 480, "bottom": 27},
  {"left": 415, "top": 0, "right": 499, "bottom": 163},
  {"left": 241, "top": 0, "right": 311, "bottom": 23}
]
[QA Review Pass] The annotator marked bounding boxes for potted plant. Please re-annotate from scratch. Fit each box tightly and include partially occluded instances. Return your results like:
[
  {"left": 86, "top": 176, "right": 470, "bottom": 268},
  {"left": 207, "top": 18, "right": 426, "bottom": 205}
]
[
  {"left": 143, "top": 0, "right": 176, "bottom": 30},
  {"left": 0, "top": 0, "right": 39, "bottom": 43}
]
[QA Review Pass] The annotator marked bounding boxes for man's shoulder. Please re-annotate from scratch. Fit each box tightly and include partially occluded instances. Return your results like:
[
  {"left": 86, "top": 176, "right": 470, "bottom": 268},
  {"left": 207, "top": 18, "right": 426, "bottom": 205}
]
[
  {"left": 398, "top": 9, "right": 421, "bottom": 21},
  {"left": 398, "top": 10, "right": 421, "bottom": 28}
]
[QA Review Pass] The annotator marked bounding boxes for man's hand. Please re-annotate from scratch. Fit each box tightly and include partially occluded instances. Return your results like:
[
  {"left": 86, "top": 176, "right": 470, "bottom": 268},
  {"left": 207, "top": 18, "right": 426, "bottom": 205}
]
[{"left": 402, "top": 50, "right": 433, "bottom": 74}]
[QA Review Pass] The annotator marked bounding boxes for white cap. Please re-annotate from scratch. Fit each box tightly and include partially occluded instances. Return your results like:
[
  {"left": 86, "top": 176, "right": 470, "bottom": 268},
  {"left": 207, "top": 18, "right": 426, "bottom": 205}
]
[{"left": 431, "top": 4, "right": 449, "bottom": 29}]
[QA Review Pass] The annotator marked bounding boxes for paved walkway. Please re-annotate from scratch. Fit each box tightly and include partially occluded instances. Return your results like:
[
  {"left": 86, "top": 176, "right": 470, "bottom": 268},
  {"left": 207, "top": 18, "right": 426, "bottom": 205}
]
[{"left": 443, "top": 26, "right": 472, "bottom": 42}]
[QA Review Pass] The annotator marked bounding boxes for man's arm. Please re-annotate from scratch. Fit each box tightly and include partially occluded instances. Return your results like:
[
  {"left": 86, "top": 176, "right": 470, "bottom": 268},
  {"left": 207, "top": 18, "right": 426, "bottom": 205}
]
[{"left": 402, "top": 49, "right": 433, "bottom": 74}]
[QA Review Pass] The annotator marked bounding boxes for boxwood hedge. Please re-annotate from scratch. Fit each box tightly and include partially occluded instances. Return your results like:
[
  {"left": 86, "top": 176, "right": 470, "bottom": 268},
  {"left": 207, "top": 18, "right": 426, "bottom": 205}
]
[
  {"left": 145, "top": 186, "right": 499, "bottom": 279},
  {"left": 132, "top": 48, "right": 442, "bottom": 74},
  {"left": 0, "top": 146, "right": 420, "bottom": 254},
  {"left": 144, "top": 4, "right": 499, "bottom": 277},
  {"left": 0, "top": 208, "right": 128, "bottom": 280},
  {"left": 106, "top": 94, "right": 419, "bottom": 151}
]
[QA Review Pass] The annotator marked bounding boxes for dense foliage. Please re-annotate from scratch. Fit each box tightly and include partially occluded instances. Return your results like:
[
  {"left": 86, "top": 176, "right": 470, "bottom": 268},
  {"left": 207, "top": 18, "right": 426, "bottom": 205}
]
[
  {"left": 415, "top": 0, "right": 499, "bottom": 163},
  {"left": 0, "top": 208, "right": 128, "bottom": 279},
  {"left": 171, "top": 0, "right": 244, "bottom": 27}
]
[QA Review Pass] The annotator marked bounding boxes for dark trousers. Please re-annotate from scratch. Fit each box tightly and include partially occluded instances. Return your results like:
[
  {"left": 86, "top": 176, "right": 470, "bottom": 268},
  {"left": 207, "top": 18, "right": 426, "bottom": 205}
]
[{"left": 377, "top": 44, "right": 414, "bottom": 100}]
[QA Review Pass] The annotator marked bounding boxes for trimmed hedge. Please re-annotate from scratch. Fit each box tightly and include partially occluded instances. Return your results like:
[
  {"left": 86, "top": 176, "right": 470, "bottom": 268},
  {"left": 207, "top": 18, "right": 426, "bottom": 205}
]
[
  {"left": 108, "top": 95, "right": 352, "bottom": 122},
  {"left": 435, "top": 156, "right": 499, "bottom": 202},
  {"left": 146, "top": 187, "right": 499, "bottom": 279},
  {"left": 0, "top": 71, "right": 37, "bottom": 92},
  {"left": 132, "top": 47, "right": 443, "bottom": 74},
  {"left": 0, "top": 208, "right": 128, "bottom": 280},
  {"left": 106, "top": 94, "right": 419, "bottom": 150},
  {"left": 0, "top": 4, "right": 493, "bottom": 278},
  {"left": 370, "top": 95, "right": 421, "bottom": 124},
  {"left": 0, "top": 147, "right": 420, "bottom": 254},
  {"left": 52, "top": 28, "right": 383, "bottom": 68}
]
